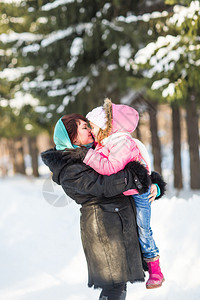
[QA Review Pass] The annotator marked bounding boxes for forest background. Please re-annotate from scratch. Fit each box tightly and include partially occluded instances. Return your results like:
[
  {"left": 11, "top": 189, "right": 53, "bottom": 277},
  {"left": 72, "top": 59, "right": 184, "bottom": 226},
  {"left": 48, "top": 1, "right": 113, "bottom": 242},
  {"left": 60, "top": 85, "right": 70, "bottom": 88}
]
[{"left": 0, "top": 0, "right": 199, "bottom": 190}]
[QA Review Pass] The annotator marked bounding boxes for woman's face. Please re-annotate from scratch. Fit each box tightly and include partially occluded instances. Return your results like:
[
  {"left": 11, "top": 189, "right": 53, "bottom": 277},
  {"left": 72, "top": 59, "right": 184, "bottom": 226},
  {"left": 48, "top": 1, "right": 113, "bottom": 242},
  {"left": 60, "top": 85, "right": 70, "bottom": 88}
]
[
  {"left": 73, "top": 120, "right": 94, "bottom": 146},
  {"left": 89, "top": 122, "right": 100, "bottom": 142}
]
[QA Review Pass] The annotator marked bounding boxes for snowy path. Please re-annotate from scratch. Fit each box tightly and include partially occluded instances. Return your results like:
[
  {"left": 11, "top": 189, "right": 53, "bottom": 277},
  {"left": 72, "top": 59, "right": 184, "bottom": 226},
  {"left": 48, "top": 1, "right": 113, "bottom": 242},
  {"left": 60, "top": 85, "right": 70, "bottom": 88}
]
[{"left": 0, "top": 175, "right": 200, "bottom": 300}]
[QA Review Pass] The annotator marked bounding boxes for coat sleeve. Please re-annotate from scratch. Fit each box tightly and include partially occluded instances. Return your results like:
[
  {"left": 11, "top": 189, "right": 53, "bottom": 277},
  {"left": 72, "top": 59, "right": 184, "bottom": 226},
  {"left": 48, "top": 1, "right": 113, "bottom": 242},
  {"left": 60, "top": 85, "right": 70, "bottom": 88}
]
[
  {"left": 58, "top": 163, "right": 138, "bottom": 199},
  {"left": 83, "top": 136, "right": 140, "bottom": 175}
]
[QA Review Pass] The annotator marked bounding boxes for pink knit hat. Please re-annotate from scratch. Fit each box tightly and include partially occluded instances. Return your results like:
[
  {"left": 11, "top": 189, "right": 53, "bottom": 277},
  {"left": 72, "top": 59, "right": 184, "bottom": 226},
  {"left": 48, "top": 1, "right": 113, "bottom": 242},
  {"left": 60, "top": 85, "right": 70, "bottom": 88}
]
[{"left": 86, "top": 106, "right": 107, "bottom": 129}]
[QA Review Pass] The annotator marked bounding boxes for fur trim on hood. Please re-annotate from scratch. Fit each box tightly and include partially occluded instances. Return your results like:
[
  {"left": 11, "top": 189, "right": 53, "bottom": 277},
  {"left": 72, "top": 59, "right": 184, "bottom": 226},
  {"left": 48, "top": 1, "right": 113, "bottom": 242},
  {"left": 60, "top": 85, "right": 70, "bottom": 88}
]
[
  {"left": 102, "top": 98, "right": 139, "bottom": 137},
  {"left": 101, "top": 98, "right": 113, "bottom": 139}
]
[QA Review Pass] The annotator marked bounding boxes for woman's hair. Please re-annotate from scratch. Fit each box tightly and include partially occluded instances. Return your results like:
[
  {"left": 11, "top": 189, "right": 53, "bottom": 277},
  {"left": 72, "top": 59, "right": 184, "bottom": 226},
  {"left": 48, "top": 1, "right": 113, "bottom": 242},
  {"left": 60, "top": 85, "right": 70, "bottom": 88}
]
[
  {"left": 61, "top": 114, "right": 87, "bottom": 143},
  {"left": 97, "top": 129, "right": 109, "bottom": 145}
]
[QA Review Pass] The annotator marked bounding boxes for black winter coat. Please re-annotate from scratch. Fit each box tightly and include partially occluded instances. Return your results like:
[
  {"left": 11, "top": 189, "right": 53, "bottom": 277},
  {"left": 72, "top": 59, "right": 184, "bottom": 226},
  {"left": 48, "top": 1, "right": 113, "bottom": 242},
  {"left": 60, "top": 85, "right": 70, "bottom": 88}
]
[{"left": 41, "top": 148, "right": 147, "bottom": 288}]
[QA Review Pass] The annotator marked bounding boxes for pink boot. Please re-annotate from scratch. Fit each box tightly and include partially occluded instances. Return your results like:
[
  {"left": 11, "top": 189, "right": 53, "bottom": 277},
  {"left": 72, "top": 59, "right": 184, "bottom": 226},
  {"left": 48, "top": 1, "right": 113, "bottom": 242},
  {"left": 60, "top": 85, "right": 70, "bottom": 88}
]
[{"left": 146, "top": 257, "right": 165, "bottom": 289}]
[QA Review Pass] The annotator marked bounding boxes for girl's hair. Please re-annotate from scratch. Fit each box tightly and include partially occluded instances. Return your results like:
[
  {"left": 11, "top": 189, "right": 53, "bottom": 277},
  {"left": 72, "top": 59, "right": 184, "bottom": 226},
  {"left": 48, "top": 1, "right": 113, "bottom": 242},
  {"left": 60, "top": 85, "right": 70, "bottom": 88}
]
[
  {"left": 97, "top": 129, "right": 109, "bottom": 145},
  {"left": 61, "top": 114, "right": 87, "bottom": 143}
]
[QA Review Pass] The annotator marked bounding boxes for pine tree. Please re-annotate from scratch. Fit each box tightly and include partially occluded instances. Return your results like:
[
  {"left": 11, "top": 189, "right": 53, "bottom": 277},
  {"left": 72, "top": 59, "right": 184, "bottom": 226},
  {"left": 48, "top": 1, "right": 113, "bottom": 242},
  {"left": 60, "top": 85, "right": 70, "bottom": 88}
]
[
  {"left": 1, "top": 0, "right": 167, "bottom": 121},
  {"left": 0, "top": 0, "right": 169, "bottom": 175},
  {"left": 128, "top": 0, "right": 200, "bottom": 189},
  {"left": 0, "top": 1, "right": 52, "bottom": 175}
]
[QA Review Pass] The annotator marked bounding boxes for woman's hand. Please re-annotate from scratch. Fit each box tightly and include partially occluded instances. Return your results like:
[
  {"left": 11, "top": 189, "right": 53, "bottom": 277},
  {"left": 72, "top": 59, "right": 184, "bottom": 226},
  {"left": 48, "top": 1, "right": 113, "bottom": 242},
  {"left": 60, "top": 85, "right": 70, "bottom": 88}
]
[
  {"left": 125, "top": 161, "right": 151, "bottom": 194},
  {"left": 150, "top": 171, "right": 167, "bottom": 199},
  {"left": 148, "top": 184, "right": 157, "bottom": 203}
]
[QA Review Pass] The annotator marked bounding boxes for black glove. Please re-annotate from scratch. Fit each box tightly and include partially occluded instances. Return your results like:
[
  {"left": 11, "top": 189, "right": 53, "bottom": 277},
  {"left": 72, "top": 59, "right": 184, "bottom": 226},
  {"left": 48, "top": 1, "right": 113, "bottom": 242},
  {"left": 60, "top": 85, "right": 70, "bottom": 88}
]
[
  {"left": 125, "top": 161, "right": 151, "bottom": 194},
  {"left": 150, "top": 171, "right": 167, "bottom": 199},
  {"left": 62, "top": 147, "right": 89, "bottom": 164}
]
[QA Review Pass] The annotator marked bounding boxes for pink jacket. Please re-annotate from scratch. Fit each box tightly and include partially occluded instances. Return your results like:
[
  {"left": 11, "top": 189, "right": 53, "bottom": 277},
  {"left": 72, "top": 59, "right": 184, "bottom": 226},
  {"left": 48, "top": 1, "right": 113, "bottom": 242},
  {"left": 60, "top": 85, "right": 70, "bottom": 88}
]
[{"left": 83, "top": 103, "right": 151, "bottom": 195}]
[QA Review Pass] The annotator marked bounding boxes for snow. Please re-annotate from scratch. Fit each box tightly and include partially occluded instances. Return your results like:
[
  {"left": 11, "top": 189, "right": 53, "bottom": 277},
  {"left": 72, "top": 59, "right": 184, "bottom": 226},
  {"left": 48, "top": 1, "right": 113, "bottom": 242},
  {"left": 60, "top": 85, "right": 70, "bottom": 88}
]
[
  {"left": 24, "top": 76, "right": 88, "bottom": 103},
  {"left": 48, "top": 89, "right": 68, "bottom": 97},
  {"left": 162, "top": 83, "right": 175, "bottom": 98},
  {"left": 102, "top": 3, "right": 111, "bottom": 14},
  {"left": 41, "top": 0, "right": 75, "bottom": 11},
  {"left": 134, "top": 35, "right": 181, "bottom": 65},
  {"left": 151, "top": 78, "right": 170, "bottom": 90},
  {"left": 22, "top": 24, "right": 90, "bottom": 53},
  {"left": 169, "top": 1, "right": 200, "bottom": 27},
  {"left": 85, "top": 22, "right": 93, "bottom": 37},
  {"left": 36, "top": 17, "right": 48, "bottom": 24},
  {"left": 0, "top": 49, "right": 5, "bottom": 56},
  {"left": 1, "top": 148, "right": 200, "bottom": 300},
  {"left": 22, "top": 43, "right": 40, "bottom": 54},
  {"left": 107, "top": 64, "right": 118, "bottom": 71},
  {"left": 70, "top": 37, "right": 83, "bottom": 56},
  {"left": 129, "top": 1, "right": 200, "bottom": 100},
  {"left": 102, "top": 19, "right": 124, "bottom": 32},
  {"left": 56, "top": 105, "right": 65, "bottom": 113},
  {"left": 23, "top": 78, "right": 63, "bottom": 90},
  {"left": 131, "top": 0, "right": 200, "bottom": 92},
  {"left": 117, "top": 11, "right": 168, "bottom": 23},
  {"left": 0, "top": 92, "right": 39, "bottom": 109},
  {"left": 0, "top": 32, "right": 43, "bottom": 44},
  {"left": 63, "top": 95, "right": 71, "bottom": 106},
  {"left": 132, "top": 35, "right": 187, "bottom": 80},
  {"left": 119, "top": 44, "right": 132, "bottom": 67},
  {"left": 189, "top": 44, "right": 200, "bottom": 51},
  {"left": 41, "top": 28, "right": 73, "bottom": 48},
  {"left": 191, "top": 59, "right": 200, "bottom": 66},
  {"left": 0, "top": 66, "right": 34, "bottom": 81},
  {"left": 71, "top": 76, "right": 88, "bottom": 96},
  {"left": 34, "top": 106, "right": 48, "bottom": 113}
]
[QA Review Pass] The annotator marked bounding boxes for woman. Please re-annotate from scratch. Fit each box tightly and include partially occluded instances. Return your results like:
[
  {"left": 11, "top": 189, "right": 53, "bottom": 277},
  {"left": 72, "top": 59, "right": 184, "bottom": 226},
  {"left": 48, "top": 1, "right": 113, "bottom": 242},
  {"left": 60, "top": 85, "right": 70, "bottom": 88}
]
[{"left": 41, "top": 114, "right": 165, "bottom": 300}]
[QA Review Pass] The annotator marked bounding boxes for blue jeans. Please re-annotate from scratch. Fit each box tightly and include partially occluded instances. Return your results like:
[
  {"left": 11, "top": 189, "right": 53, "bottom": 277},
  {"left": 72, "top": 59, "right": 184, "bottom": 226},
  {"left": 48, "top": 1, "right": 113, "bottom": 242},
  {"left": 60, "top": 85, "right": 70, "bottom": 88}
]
[{"left": 132, "top": 188, "right": 159, "bottom": 259}]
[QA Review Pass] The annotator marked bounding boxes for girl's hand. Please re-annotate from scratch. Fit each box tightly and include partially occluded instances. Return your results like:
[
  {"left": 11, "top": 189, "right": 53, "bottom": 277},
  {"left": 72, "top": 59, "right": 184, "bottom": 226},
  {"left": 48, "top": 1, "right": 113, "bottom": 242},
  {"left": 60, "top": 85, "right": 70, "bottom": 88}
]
[{"left": 148, "top": 184, "right": 157, "bottom": 203}]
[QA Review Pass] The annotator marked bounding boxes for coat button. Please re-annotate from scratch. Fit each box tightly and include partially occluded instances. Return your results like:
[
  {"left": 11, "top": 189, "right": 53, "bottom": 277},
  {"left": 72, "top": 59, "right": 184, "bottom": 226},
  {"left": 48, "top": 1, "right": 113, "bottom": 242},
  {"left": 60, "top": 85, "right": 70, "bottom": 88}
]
[{"left": 115, "top": 208, "right": 119, "bottom": 212}]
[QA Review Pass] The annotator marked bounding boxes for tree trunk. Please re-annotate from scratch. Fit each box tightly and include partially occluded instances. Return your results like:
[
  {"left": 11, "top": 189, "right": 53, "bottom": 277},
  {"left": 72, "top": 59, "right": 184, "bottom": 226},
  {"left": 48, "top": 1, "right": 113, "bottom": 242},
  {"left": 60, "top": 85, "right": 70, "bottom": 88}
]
[
  {"left": 8, "top": 139, "right": 16, "bottom": 173},
  {"left": 185, "top": 95, "right": 200, "bottom": 189},
  {"left": 28, "top": 136, "right": 39, "bottom": 177},
  {"left": 0, "top": 139, "right": 9, "bottom": 176},
  {"left": 171, "top": 103, "right": 183, "bottom": 189},
  {"left": 148, "top": 103, "right": 162, "bottom": 174},
  {"left": 10, "top": 137, "right": 26, "bottom": 175}
]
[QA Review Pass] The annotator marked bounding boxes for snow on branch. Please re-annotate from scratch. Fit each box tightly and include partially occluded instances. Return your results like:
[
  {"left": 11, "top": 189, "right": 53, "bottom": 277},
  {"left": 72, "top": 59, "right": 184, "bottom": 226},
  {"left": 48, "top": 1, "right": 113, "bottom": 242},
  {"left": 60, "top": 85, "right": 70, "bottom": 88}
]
[
  {"left": 102, "top": 3, "right": 111, "bottom": 14},
  {"left": 23, "top": 78, "right": 63, "bottom": 90},
  {"left": 41, "top": 0, "right": 75, "bottom": 11},
  {"left": 162, "top": 83, "right": 175, "bottom": 97},
  {"left": 70, "top": 37, "right": 83, "bottom": 56},
  {"left": 0, "top": 66, "right": 34, "bottom": 81},
  {"left": 102, "top": 19, "right": 124, "bottom": 32},
  {"left": 119, "top": 44, "right": 132, "bottom": 68},
  {"left": 151, "top": 78, "right": 170, "bottom": 90},
  {"left": 134, "top": 35, "right": 181, "bottom": 65},
  {"left": 22, "top": 23, "right": 91, "bottom": 53},
  {"left": 0, "top": 32, "right": 43, "bottom": 44},
  {"left": 117, "top": 10, "right": 168, "bottom": 23},
  {"left": 0, "top": 92, "right": 39, "bottom": 110},
  {"left": 169, "top": 1, "right": 200, "bottom": 27},
  {"left": 23, "top": 75, "right": 88, "bottom": 103},
  {"left": 41, "top": 27, "right": 73, "bottom": 47},
  {"left": 71, "top": 76, "right": 89, "bottom": 96}
]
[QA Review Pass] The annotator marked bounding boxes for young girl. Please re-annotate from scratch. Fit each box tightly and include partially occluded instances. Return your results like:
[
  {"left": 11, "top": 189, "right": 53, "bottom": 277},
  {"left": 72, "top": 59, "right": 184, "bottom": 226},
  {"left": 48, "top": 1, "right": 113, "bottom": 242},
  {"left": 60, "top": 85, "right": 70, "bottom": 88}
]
[{"left": 82, "top": 99, "right": 165, "bottom": 289}]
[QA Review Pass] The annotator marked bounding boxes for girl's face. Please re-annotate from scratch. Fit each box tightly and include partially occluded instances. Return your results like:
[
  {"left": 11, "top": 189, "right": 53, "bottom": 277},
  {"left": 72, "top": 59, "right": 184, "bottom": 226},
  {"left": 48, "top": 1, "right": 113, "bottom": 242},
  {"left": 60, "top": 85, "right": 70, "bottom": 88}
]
[
  {"left": 73, "top": 120, "right": 94, "bottom": 146},
  {"left": 89, "top": 122, "right": 100, "bottom": 142}
]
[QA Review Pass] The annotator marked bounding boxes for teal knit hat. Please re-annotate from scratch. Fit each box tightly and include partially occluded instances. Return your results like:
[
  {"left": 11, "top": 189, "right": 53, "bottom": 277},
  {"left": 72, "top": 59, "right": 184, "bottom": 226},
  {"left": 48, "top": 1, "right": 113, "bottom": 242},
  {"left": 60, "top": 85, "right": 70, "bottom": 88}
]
[{"left": 53, "top": 117, "right": 74, "bottom": 150}]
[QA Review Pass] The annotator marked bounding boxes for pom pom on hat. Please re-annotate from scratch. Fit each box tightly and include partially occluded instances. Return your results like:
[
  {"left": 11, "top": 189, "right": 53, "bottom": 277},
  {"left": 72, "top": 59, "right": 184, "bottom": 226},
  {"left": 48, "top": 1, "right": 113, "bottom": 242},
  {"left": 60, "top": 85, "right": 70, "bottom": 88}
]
[{"left": 86, "top": 106, "right": 107, "bottom": 130}]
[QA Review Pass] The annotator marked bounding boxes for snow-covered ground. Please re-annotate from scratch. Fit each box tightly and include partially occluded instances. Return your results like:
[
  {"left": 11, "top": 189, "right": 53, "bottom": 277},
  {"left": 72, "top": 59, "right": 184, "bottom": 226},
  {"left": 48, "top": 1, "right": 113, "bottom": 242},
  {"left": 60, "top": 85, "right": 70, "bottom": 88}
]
[{"left": 1, "top": 165, "right": 200, "bottom": 300}]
